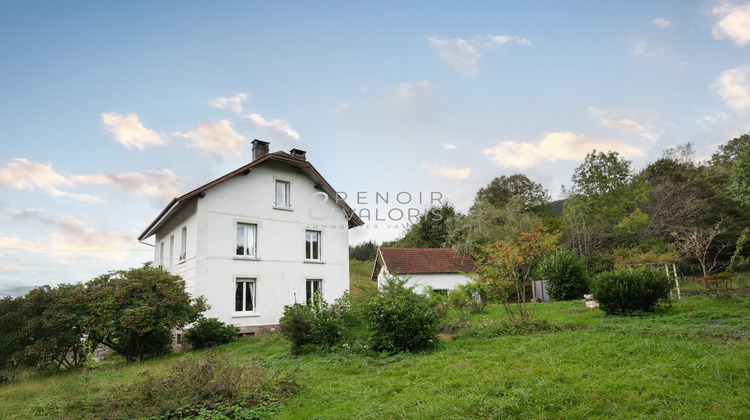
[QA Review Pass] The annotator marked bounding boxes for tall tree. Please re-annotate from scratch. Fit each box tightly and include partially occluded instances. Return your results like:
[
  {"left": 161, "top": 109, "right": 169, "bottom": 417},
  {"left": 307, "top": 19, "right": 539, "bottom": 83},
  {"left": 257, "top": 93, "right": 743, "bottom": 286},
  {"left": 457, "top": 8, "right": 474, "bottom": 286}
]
[
  {"left": 393, "top": 203, "right": 457, "bottom": 248},
  {"left": 711, "top": 133, "right": 750, "bottom": 165},
  {"left": 473, "top": 174, "right": 551, "bottom": 213}
]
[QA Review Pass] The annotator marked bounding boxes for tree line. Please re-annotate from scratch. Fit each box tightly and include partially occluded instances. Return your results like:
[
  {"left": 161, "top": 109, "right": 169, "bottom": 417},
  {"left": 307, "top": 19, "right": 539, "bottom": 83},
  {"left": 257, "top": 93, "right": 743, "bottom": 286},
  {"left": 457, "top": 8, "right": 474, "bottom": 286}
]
[{"left": 352, "top": 133, "right": 750, "bottom": 278}]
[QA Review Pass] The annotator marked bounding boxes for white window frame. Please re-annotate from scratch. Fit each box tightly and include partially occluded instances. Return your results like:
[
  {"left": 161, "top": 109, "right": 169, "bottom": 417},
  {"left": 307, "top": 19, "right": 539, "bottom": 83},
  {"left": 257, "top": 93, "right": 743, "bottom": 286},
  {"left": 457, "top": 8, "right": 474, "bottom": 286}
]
[
  {"left": 179, "top": 226, "right": 187, "bottom": 262},
  {"left": 234, "top": 278, "right": 256, "bottom": 314},
  {"left": 306, "top": 279, "right": 322, "bottom": 305},
  {"left": 169, "top": 235, "right": 175, "bottom": 268},
  {"left": 305, "top": 230, "right": 321, "bottom": 262},
  {"left": 274, "top": 179, "right": 292, "bottom": 210},
  {"left": 235, "top": 222, "right": 258, "bottom": 258}
]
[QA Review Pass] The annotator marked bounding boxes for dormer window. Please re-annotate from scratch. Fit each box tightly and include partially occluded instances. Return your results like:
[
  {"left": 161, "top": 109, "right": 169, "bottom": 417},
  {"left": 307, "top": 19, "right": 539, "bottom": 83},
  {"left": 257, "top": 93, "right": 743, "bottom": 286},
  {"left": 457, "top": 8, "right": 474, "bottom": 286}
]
[{"left": 275, "top": 180, "right": 290, "bottom": 208}]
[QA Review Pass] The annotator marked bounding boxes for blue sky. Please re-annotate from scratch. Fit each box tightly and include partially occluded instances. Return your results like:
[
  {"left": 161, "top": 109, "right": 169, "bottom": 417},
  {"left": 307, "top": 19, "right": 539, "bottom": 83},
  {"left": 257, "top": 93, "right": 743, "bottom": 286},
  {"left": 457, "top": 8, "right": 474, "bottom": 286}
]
[{"left": 1, "top": 1, "right": 749, "bottom": 295}]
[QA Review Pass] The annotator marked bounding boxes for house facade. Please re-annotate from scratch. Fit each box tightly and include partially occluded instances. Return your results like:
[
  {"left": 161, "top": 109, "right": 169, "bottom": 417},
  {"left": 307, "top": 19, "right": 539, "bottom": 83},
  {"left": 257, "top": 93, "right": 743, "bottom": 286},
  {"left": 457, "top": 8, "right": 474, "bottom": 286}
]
[
  {"left": 139, "top": 140, "right": 363, "bottom": 335},
  {"left": 371, "top": 247, "right": 475, "bottom": 293}
]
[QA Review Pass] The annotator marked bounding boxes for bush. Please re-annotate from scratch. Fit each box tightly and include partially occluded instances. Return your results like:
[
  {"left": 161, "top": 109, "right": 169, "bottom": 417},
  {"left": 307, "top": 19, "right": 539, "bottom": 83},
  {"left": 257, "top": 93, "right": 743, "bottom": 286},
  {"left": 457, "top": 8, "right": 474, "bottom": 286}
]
[
  {"left": 535, "top": 250, "right": 591, "bottom": 301},
  {"left": 364, "top": 277, "right": 442, "bottom": 353},
  {"left": 184, "top": 318, "right": 238, "bottom": 349},
  {"left": 71, "top": 351, "right": 298, "bottom": 419},
  {"left": 279, "top": 293, "right": 344, "bottom": 355},
  {"left": 592, "top": 266, "right": 673, "bottom": 314}
]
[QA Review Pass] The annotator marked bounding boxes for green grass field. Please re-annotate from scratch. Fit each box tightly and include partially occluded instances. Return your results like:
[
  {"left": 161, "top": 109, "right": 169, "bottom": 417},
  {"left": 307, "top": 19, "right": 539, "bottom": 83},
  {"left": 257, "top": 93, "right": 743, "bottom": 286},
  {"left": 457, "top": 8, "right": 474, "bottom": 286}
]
[{"left": 1, "top": 265, "right": 748, "bottom": 419}]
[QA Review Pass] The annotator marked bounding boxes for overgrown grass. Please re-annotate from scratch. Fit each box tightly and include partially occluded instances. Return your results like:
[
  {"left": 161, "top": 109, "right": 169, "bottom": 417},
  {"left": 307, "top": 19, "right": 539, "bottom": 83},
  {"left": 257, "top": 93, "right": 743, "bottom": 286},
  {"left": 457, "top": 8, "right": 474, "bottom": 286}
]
[{"left": 1, "top": 295, "right": 749, "bottom": 419}]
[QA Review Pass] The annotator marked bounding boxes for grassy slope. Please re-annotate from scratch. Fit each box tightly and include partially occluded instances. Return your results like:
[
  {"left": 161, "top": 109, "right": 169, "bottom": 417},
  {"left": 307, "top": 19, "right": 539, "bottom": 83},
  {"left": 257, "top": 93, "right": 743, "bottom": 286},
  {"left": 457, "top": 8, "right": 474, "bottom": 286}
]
[{"left": 1, "top": 277, "right": 749, "bottom": 418}]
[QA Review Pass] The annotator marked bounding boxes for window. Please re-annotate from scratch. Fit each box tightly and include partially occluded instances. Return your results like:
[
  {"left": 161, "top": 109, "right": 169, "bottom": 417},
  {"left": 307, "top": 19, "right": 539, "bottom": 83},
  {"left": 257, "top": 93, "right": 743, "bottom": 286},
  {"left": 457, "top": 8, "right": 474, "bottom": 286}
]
[
  {"left": 306, "top": 279, "right": 321, "bottom": 305},
  {"left": 305, "top": 230, "right": 320, "bottom": 260},
  {"left": 169, "top": 235, "right": 175, "bottom": 267},
  {"left": 159, "top": 242, "right": 165, "bottom": 267},
  {"left": 235, "top": 279, "right": 255, "bottom": 312},
  {"left": 180, "top": 226, "right": 187, "bottom": 262},
  {"left": 236, "top": 223, "right": 257, "bottom": 257},
  {"left": 275, "top": 180, "right": 290, "bottom": 208}
]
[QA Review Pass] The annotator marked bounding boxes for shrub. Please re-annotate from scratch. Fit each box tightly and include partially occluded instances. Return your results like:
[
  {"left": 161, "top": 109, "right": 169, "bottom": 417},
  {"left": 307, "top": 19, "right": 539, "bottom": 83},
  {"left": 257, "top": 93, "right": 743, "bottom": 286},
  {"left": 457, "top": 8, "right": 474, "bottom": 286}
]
[
  {"left": 535, "top": 250, "right": 591, "bottom": 300},
  {"left": 364, "top": 277, "right": 442, "bottom": 353},
  {"left": 184, "top": 318, "right": 238, "bottom": 349},
  {"left": 72, "top": 351, "right": 298, "bottom": 419},
  {"left": 592, "top": 266, "right": 673, "bottom": 314},
  {"left": 279, "top": 292, "right": 344, "bottom": 355}
]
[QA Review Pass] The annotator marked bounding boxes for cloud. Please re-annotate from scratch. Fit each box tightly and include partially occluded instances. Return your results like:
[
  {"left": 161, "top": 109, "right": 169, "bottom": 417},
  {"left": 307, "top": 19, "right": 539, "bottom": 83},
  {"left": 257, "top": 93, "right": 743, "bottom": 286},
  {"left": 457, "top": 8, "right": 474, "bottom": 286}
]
[
  {"left": 653, "top": 18, "right": 671, "bottom": 28},
  {"left": 0, "top": 214, "right": 139, "bottom": 262},
  {"left": 210, "top": 93, "right": 249, "bottom": 113},
  {"left": 588, "top": 107, "right": 659, "bottom": 142},
  {"left": 629, "top": 39, "right": 665, "bottom": 57},
  {"left": 427, "top": 34, "right": 530, "bottom": 75},
  {"left": 421, "top": 162, "right": 471, "bottom": 181},
  {"left": 482, "top": 132, "right": 643, "bottom": 169},
  {"left": 332, "top": 104, "right": 349, "bottom": 112},
  {"left": 713, "top": 65, "right": 750, "bottom": 111},
  {"left": 0, "top": 261, "right": 25, "bottom": 272},
  {"left": 712, "top": 2, "right": 750, "bottom": 45},
  {"left": 442, "top": 142, "right": 458, "bottom": 150},
  {"left": 101, "top": 112, "right": 164, "bottom": 150},
  {"left": 0, "top": 159, "right": 101, "bottom": 202},
  {"left": 71, "top": 169, "right": 183, "bottom": 201},
  {"left": 177, "top": 120, "right": 246, "bottom": 157},
  {"left": 246, "top": 113, "right": 300, "bottom": 140}
]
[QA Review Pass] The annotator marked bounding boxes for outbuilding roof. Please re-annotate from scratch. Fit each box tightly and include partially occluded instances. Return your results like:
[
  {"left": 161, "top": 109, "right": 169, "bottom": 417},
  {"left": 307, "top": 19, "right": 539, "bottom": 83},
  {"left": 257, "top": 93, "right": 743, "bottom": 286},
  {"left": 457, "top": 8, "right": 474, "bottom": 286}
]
[
  {"left": 371, "top": 247, "right": 475, "bottom": 281},
  {"left": 138, "top": 150, "right": 364, "bottom": 241}
]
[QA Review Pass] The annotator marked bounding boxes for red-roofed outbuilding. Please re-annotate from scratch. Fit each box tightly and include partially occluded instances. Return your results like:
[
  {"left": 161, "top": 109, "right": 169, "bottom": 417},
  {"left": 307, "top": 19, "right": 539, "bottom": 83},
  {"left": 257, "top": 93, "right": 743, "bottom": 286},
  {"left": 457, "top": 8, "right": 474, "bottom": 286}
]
[{"left": 371, "top": 247, "right": 475, "bottom": 292}]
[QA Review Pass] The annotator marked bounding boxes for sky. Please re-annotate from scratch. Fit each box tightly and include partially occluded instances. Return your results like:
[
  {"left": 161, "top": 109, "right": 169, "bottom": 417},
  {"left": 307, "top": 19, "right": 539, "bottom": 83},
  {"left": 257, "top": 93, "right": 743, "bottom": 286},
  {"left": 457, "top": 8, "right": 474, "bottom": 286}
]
[{"left": 1, "top": 0, "right": 750, "bottom": 296}]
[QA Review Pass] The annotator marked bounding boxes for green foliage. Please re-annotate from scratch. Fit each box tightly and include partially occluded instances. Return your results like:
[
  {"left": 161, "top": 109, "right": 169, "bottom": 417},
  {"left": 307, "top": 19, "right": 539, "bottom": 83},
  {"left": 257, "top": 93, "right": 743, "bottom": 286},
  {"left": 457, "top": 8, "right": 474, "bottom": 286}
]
[
  {"left": 711, "top": 133, "right": 750, "bottom": 165},
  {"left": 453, "top": 318, "right": 559, "bottom": 339},
  {"left": 535, "top": 249, "right": 590, "bottom": 301},
  {"left": 364, "top": 276, "right": 442, "bottom": 353},
  {"left": 393, "top": 203, "right": 457, "bottom": 248},
  {"left": 184, "top": 317, "right": 238, "bottom": 349},
  {"left": 349, "top": 240, "right": 378, "bottom": 261},
  {"left": 85, "top": 263, "right": 207, "bottom": 362},
  {"left": 473, "top": 173, "right": 551, "bottom": 214},
  {"left": 592, "top": 266, "right": 673, "bottom": 314},
  {"left": 74, "top": 352, "right": 298, "bottom": 419},
  {"left": 279, "top": 292, "right": 347, "bottom": 355},
  {"left": 730, "top": 143, "right": 750, "bottom": 205}
]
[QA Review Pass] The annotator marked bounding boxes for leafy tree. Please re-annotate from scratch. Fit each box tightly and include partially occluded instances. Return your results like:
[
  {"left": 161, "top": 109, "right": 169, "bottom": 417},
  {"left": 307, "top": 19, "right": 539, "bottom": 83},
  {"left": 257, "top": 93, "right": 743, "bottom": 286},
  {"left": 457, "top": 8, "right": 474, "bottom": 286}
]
[
  {"left": 393, "top": 203, "right": 457, "bottom": 248},
  {"left": 473, "top": 174, "right": 551, "bottom": 213},
  {"left": 730, "top": 144, "right": 750, "bottom": 206},
  {"left": 473, "top": 222, "right": 558, "bottom": 320},
  {"left": 85, "top": 263, "right": 207, "bottom": 362},
  {"left": 571, "top": 150, "right": 632, "bottom": 197},
  {"left": 711, "top": 133, "right": 750, "bottom": 165},
  {"left": 447, "top": 196, "right": 538, "bottom": 255},
  {"left": 0, "top": 295, "right": 27, "bottom": 372},
  {"left": 349, "top": 240, "right": 378, "bottom": 261}
]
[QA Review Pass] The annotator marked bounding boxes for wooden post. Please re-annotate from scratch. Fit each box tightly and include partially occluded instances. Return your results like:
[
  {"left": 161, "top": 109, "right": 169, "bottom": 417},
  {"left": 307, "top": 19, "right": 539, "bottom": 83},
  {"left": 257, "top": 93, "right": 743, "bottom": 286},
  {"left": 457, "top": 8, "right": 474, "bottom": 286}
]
[
  {"left": 673, "top": 263, "right": 681, "bottom": 300},
  {"left": 665, "top": 263, "right": 672, "bottom": 298}
]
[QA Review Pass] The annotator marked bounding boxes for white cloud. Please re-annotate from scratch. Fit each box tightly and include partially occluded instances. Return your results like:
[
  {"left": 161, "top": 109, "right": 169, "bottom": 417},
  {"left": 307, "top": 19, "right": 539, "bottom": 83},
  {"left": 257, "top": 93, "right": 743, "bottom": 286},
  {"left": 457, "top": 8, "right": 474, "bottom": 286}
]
[
  {"left": 0, "top": 234, "right": 46, "bottom": 254},
  {"left": 0, "top": 261, "right": 25, "bottom": 271},
  {"left": 482, "top": 132, "right": 643, "bottom": 169},
  {"left": 0, "top": 159, "right": 102, "bottom": 202},
  {"left": 653, "top": 18, "right": 671, "bottom": 28},
  {"left": 333, "top": 103, "right": 349, "bottom": 112},
  {"left": 47, "top": 216, "right": 137, "bottom": 261},
  {"left": 712, "top": 2, "right": 750, "bottom": 45},
  {"left": 246, "top": 113, "right": 300, "bottom": 141},
  {"left": 101, "top": 112, "right": 164, "bottom": 150},
  {"left": 629, "top": 39, "right": 665, "bottom": 57},
  {"left": 427, "top": 34, "right": 530, "bottom": 75},
  {"left": 421, "top": 162, "right": 471, "bottom": 181},
  {"left": 588, "top": 107, "right": 659, "bottom": 142},
  {"left": 210, "top": 93, "right": 249, "bottom": 113},
  {"left": 71, "top": 169, "right": 183, "bottom": 201},
  {"left": 177, "top": 120, "right": 246, "bottom": 157},
  {"left": 713, "top": 65, "right": 750, "bottom": 111},
  {"left": 442, "top": 142, "right": 458, "bottom": 150}
]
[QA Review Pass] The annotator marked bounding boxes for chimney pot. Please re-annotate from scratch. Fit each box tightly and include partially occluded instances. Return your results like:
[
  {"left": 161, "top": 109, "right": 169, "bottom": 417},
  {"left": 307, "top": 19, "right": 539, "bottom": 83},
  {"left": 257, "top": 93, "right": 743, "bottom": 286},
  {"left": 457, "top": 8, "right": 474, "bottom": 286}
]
[
  {"left": 252, "top": 139, "right": 269, "bottom": 161},
  {"left": 290, "top": 148, "right": 307, "bottom": 161}
]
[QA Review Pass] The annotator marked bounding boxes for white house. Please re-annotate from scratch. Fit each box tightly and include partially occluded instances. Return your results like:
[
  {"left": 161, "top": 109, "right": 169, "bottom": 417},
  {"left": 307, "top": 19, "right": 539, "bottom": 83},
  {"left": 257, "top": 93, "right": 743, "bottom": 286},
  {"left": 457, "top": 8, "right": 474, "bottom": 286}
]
[
  {"left": 371, "top": 247, "right": 475, "bottom": 293},
  {"left": 138, "top": 140, "right": 364, "bottom": 335}
]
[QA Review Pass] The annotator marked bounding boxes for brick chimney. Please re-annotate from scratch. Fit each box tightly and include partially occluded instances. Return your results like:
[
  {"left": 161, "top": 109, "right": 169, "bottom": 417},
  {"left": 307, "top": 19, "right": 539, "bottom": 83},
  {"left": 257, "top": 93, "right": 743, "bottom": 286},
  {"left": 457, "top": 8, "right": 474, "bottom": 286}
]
[
  {"left": 252, "top": 139, "right": 269, "bottom": 161},
  {"left": 290, "top": 148, "right": 307, "bottom": 161}
]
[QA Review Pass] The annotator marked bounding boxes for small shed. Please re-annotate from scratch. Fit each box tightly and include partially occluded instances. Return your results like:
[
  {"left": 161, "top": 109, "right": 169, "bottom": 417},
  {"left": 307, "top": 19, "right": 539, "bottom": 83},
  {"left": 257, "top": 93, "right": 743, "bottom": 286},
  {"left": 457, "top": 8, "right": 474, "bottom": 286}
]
[{"left": 371, "top": 247, "right": 475, "bottom": 293}]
